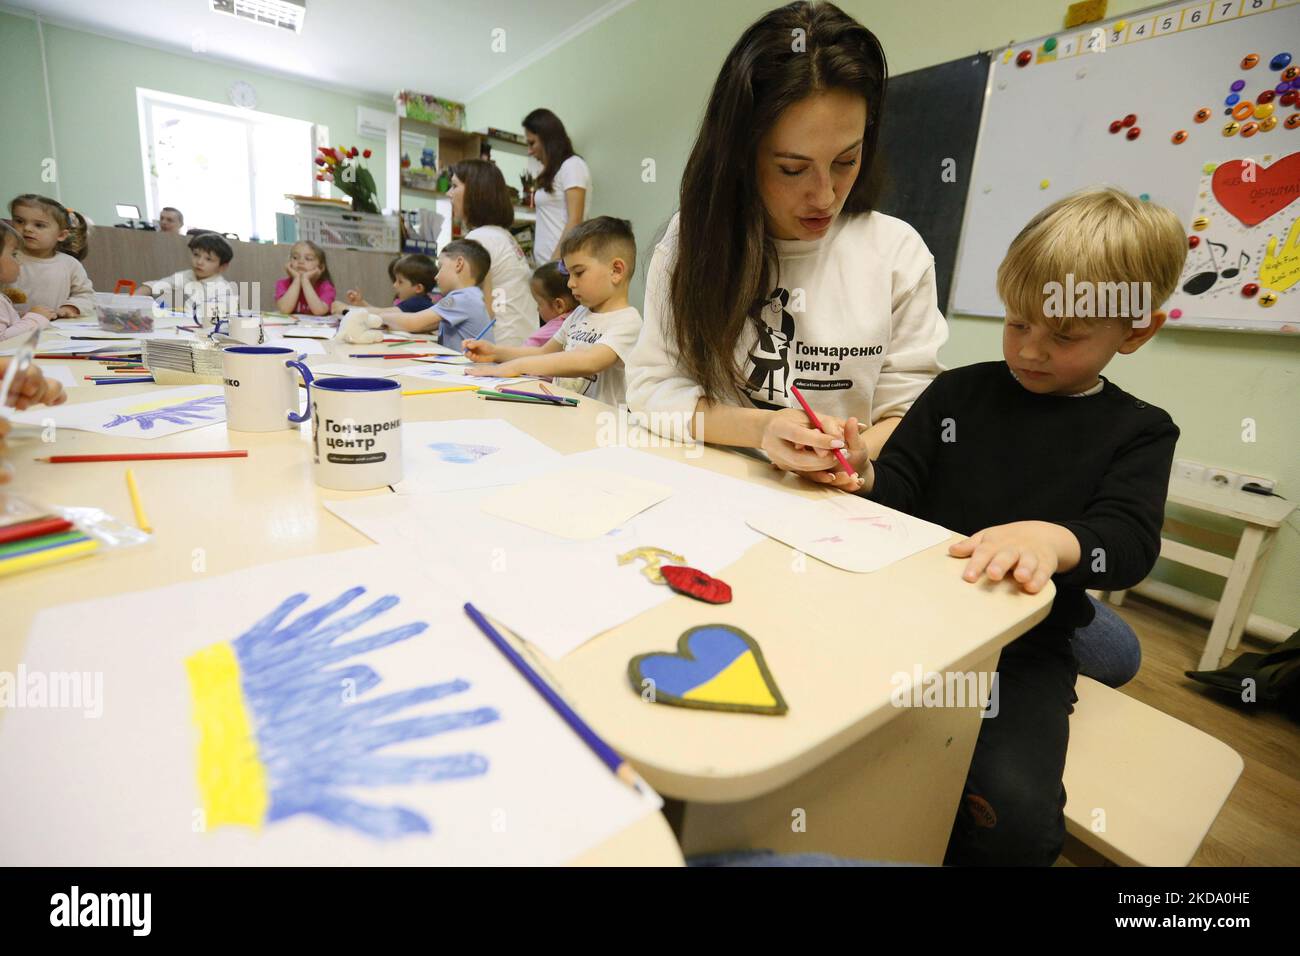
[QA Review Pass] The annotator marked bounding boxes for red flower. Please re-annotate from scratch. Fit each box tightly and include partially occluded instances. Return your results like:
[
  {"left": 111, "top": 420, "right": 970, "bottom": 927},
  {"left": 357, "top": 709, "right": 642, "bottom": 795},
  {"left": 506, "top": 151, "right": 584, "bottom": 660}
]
[
  {"left": 362, "top": 149, "right": 372, "bottom": 159},
  {"left": 660, "top": 566, "right": 733, "bottom": 604},
  {"left": 314, "top": 157, "right": 326, "bottom": 166},
  {"left": 315, "top": 173, "right": 324, "bottom": 181},
  {"left": 350, "top": 147, "right": 359, "bottom": 158}
]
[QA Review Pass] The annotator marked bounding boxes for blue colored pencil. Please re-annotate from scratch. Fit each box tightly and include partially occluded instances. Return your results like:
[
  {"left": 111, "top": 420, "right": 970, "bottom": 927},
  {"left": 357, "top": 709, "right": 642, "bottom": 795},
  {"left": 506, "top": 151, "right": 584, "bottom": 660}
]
[
  {"left": 477, "top": 318, "right": 497, "bottom": 341},
  {"left": 462, "top": 602, "right": 647, "bottom": 794},
  {"left": 90, "top": 377, "right": 155, "bottom": 385}
]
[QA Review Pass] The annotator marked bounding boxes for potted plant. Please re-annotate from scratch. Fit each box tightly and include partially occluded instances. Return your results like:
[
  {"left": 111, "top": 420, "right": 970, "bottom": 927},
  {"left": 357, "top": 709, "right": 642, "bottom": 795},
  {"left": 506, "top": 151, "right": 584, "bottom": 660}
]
[{"left": 315, "top": 146, "right": 380, "bottom": 214}]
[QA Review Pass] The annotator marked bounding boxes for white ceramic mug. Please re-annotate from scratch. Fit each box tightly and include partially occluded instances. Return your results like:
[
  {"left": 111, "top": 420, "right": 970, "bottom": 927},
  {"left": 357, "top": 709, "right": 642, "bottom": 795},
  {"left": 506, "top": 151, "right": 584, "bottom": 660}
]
[
  {"left": 308, "top": 377, "right": 403, "bottom": 490},
  {"left": 213, "top": 312, "right": 264, "bottom": 345},
  {"left": 221, "top": 346, "right": 313, "bottom": 432}
]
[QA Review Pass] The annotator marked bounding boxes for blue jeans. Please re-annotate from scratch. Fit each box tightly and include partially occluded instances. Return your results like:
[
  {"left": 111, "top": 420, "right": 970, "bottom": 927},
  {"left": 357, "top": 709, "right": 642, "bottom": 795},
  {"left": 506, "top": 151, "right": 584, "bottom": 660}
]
[{"left": 1072, "top": 596, "right": 1141, "bottom": 688}]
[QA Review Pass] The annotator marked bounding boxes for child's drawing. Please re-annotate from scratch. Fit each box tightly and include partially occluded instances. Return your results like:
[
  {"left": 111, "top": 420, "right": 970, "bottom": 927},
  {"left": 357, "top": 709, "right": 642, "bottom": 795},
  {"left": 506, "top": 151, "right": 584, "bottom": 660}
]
[
  {"left": 186, "top": 586, "right": 498, "bottom": 840},
  {"left": 104, "top": 395, "right": 226, "bottom": 431},
  {"left": 427, "top": 442, "right": 500, "bottom": 464}
]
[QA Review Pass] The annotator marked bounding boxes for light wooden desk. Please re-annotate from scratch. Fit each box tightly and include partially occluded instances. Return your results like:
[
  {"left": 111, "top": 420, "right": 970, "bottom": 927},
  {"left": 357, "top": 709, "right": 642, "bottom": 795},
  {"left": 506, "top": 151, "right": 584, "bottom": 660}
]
[{"left": 2, "top": 341, "right": 1053, "bottom": 864}]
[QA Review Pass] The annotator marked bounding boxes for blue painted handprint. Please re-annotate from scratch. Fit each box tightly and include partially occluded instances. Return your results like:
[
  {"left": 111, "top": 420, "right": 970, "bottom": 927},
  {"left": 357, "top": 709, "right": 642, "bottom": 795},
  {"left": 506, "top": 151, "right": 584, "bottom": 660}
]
[{"left": 104, "top": 395, "right": 226, "bottom": 431}]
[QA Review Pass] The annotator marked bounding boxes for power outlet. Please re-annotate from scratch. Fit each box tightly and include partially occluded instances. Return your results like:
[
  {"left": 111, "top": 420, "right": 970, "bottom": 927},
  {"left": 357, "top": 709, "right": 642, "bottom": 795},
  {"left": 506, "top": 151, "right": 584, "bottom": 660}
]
[
  {"left": 1236, "top": 474, "right": 1277, "bottom": 495},
  {"left": 1173, "top": 459, "right": 1207, "bottom": 483},
  {"left": 1206, "top": 468, "right": 1236, "bottom": 490}
]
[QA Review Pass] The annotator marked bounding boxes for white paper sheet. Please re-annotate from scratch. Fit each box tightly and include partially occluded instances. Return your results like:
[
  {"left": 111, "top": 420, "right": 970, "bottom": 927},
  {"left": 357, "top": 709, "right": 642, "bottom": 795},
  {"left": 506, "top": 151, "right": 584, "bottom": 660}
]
[
  {"left": 746, "top": 493, "right": 954, "bottom": 572},
  {"left": 267, "top": 337, "right": 326, "bottom": 355},
  {"left": 481, "top": 469, "right": 671, "bottom": 540},
  {"left": 0, "top": 547, "right": 660, "bottom": 865},
  {"left": 397, "top": 364, "right": 535, "bottom": 391},
  {"left": 327, "top": 447, "right": 796, "bottom": 658},
  {"left": 394, "top": 419, "right": 563, "bottom": 494},
  {"left": 310, "top": 363, "right": 409, "bottom": 379},
  {"left": 7, "top": 385, "right": 226, "bottom": 439}
]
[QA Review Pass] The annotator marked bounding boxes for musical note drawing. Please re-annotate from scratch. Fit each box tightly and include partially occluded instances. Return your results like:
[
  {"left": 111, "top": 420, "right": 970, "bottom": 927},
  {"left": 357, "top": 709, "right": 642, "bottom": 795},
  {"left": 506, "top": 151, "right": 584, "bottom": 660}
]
[{"left": 1182, "top": 242, "right": 1250, "bottom": 296}]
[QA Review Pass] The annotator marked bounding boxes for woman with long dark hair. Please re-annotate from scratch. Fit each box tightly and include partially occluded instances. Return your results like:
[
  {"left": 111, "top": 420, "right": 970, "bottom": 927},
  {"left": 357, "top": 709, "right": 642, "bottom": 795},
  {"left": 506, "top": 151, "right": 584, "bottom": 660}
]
[
  {"left": 448, "top": 160, "right": 538, "bottom": 347},
  {"left": 626, "top": 1, "right": 945, "bottom": 482},
  {"left": 523, "top": 108, "right": 591, "bottom": 264}
]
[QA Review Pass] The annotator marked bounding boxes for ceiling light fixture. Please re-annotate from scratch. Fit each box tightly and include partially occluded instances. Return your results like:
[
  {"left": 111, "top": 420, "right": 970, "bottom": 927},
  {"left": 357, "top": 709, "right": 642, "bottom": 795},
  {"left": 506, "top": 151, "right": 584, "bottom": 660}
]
[{"left": 210, "top": 0, "right": 306, "bottom": 34}]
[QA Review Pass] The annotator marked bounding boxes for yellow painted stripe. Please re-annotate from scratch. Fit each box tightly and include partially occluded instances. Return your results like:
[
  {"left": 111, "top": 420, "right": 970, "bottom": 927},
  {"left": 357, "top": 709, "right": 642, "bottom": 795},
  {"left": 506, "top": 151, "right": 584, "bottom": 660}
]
[
  {"left": 681, "top": 650, "right": 777, "bottom": 709},
  {"left": 185, "top": 643, "right": 268, "bottom": 830}
]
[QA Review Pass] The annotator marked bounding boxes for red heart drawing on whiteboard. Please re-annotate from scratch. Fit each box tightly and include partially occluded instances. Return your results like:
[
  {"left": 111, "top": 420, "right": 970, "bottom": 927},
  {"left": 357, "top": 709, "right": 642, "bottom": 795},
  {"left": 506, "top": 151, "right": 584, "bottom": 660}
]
[{"left": 1211, "top": 152, "right": 1300, "bottom": 227}]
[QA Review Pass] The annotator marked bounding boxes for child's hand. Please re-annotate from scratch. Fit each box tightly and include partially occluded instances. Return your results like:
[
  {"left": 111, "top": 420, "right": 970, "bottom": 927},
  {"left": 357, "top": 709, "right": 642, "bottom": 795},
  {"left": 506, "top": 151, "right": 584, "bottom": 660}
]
[
  {"left": 4, "top": 363, "right": 67, "bottom": 411},
  {"left": 801, "top": 415, "right": 868, "bottom": 490},
  {"left": 29, "top": 306, "right": 57, "bottom": 320},
  {"left": 762, "top": 407, "right": 860, "bottom": 485},
  {"left": 462, "top": 339, "right": 497, "bottom": 362},
  {"left": 948, "top": 521, "right": 1069, "bottom": 594},
  {"left": 345, "top": 288, "right": 364, "bottom": 305},
  {"left": 468, "top": 360, "right": 520, "bottom": 378},
  {"left": 285, "top": 263, "right": 299, "bottom": 278}
]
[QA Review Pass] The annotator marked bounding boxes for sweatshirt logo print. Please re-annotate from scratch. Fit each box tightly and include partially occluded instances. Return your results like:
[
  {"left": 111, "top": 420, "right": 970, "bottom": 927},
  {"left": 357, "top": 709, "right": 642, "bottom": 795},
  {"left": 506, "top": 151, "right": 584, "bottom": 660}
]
[{"left": 744, "top": 288, "right": 796, "bottom": 409}]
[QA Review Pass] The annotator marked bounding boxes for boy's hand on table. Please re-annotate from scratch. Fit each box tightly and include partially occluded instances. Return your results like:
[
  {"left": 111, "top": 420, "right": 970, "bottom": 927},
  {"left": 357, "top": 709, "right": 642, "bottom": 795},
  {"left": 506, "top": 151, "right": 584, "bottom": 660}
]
[
  {"left": 949, "top": 521, "right": 1078, "bottom": 594},
  {"left": 467, "top": 359, "right": 521, "bottom": 378}
]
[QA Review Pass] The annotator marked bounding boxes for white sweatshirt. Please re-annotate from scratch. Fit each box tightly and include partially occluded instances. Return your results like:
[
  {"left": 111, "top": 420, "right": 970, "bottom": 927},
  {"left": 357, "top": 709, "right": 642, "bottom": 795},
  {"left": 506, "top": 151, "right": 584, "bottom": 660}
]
[
  {"left": 465, "top": 224, "right": 538, "bottom": 348},
  {"left": 15, "top": 250, "right": 96, "bottom": 316},
  {"left": 626, "top": 210, "right": 948, "bottom": 440}
]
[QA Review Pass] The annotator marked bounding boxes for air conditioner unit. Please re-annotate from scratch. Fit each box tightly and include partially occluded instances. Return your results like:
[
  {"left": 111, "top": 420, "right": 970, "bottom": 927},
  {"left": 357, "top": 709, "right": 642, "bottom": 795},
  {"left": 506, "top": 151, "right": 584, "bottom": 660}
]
[
  {"left": 210, "top": 0, "right": 307, "bottom": 34},
  {"left": 357, "top": 106, "right": 393, "bottom": 141}
]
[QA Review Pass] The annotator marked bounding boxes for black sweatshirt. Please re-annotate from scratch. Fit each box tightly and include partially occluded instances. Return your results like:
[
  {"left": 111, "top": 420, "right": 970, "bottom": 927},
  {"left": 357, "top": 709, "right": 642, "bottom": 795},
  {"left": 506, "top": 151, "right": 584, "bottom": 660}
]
[{"left": 867, "top": 361, "right": 1179, "bottom": 640}]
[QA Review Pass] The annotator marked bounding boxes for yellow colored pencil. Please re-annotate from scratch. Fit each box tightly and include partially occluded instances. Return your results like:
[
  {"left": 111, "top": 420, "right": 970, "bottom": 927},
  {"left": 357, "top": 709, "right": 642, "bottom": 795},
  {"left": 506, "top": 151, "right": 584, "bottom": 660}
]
[
  {"left": 0, "top": 538, "right": 100, "bottom": 578},
  {"left": 125, "top": 468, "right": 152, "bottom": 533},
  {"left": 400, "top": 386, "right": 480, "bottom": 396}
]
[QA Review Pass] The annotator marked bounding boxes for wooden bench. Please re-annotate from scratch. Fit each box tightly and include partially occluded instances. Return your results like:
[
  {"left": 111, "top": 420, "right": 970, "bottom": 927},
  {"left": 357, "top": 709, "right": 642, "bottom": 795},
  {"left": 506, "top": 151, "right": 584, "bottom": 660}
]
[{"left": 1062, "top": 676, "right": 1243, "bottom": 866}]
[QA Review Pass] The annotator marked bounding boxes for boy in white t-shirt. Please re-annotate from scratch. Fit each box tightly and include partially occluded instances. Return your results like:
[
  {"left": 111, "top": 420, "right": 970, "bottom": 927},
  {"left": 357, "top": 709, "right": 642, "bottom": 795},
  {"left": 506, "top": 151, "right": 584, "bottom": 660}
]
[
  {"left": 464, "top": 216, "right": 640, "bottom": 406},
  {"left": 139, "top": 233, "right": 239, "bottom": 319}
]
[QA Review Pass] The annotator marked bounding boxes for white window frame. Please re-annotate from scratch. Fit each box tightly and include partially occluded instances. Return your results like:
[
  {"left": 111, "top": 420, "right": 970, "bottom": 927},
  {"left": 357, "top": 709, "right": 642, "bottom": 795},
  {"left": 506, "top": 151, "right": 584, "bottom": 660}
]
[{"left": 136, "top": 87, "right": 322, "bottom": 237}]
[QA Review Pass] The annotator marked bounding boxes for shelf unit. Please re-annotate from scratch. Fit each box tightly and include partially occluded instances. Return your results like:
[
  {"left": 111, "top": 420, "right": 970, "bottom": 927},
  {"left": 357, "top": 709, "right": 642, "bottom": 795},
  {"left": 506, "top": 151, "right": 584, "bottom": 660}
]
[{"left": 385, "top": 117, "right": 536, "bottom": 258}]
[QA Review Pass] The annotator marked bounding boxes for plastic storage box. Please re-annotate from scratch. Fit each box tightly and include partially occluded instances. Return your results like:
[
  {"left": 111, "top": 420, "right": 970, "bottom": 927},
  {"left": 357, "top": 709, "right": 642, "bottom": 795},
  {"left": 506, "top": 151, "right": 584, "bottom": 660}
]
[{"left": 94, "top": 293, "right": 156, "bottom": 332}]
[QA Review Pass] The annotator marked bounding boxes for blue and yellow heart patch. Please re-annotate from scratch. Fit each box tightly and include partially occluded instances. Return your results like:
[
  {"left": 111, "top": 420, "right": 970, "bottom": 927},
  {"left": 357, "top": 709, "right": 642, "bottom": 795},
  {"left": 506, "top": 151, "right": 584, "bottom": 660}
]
[{"left": 627, "top": 625, "right": 787, "bottom": 716}]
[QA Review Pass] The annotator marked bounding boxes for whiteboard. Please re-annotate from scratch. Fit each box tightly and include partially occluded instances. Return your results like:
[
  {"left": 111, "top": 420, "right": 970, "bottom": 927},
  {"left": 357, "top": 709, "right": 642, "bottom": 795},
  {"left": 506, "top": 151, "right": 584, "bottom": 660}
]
[{"left": 951, "top": 0, "right": 1300, "bottom": 333}]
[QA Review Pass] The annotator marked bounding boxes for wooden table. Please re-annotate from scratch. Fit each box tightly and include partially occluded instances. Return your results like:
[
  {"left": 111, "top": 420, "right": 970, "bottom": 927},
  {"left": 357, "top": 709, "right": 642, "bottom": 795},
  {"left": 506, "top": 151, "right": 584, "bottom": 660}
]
[{"left": 2, "top": 338, "right": 1055, "bottom": 865}]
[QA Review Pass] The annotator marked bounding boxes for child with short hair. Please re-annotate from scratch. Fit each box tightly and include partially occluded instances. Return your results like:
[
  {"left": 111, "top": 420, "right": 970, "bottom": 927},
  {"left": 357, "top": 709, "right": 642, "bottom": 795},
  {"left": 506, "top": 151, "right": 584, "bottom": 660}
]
[
  {"left": 827, "top": 187, "right": 1186, "bottom": 866},
  {"left": 371, "top": 244, "right": 493, "bottom": 351},
  {"left": 465, "top": 216, "right": 642, "bottom": 405},
  {"left": 139, "top": 233, "right": 238, "bottom": 320},
  {"left": 274, "top": 240, "right": 336, "bottom": 316},
  {"left": 524, "top": 260, "right": 577, "bottom": 347},
  {"left": 8, "top": 194, "right": 95, "bottom": 318},
  {"left": 0, "top": 221, "right": 50, "bottom": 341}
]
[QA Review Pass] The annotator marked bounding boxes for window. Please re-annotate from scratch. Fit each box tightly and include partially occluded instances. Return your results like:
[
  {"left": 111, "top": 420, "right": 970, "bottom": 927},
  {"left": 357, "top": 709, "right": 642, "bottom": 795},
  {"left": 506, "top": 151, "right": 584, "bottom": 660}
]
[{"left": 137, "top": 88, "right": 320, "bottom": 241}]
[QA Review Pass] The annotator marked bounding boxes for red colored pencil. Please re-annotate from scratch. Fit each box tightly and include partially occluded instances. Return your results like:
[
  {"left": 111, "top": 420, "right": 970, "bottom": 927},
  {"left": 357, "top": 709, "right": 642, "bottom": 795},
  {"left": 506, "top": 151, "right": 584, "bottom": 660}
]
[
  {"left": 37, "top": 451, "right": 249, "bottom": 464},
  {"left": 788, "top": 384, "right": 857, "bottom": 480},
  {"left": 0, "top": 516, "right": 74, "bottom": 545}
]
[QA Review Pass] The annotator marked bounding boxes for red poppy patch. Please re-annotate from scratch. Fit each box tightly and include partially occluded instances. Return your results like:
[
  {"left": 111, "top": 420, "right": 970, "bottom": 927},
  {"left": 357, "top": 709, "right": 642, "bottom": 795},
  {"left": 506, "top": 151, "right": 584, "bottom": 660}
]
[{"left": 660, "top": 565, "right": 732, "bottom": 604}]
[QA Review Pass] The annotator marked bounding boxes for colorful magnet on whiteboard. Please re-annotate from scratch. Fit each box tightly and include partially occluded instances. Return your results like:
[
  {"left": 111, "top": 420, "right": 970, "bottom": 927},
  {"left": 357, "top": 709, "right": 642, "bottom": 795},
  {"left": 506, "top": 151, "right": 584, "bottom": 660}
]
[
  {"left": 1241, "top": 54, "right": 1259, "bottom": 70},
  {"left": 1261, "top": 115, "right": 1278, "bottom": 132},
  {"left": 1045, "top": 37, "right": 1058, "bottom": 52},
  {"left": 1139, "top": 193, "right": 1150, "bottom": 202},
  {"left": 1122, "top": 113, "right": 1137, "bottom": 127},
  {"left": 1192, "top": 217, "right": 1209, "bottom": 231},
  {"left": 1258, "top": 90, "right": 1276, "bottom": 105},
  {"left": 1284, "top": 65, "right": 1300, "bottom": 81},
  {"left": 1195, "top": 107, "right": 1212, "bottom": 123},
  {"left": 1172, "top": 130, "right": 1188, "bottom": 144},
  {"left": 1283, "top": 90, "right": 1299, "bottom": 106},
  {"left": 1271, "top": 53, "right": 1293, "bottom": 71},
  {"left": 1232, "top": 101, "right": 1255, "bottom": 120},
  {"left": 1231, "top": 80, "right": 1246, "bottom": 93},
  {"left": 1115, "top": 20, "right": 1126, "bottom": 30},
  {"left": 1126, "top": 126, "right": 1141, "bottom": 140},
  {"left": 1255, "top": 102, "right": 1275, "bottom": 120},
  {"left": 1040, "top": 179, "right": 1050, "bottom": 189},
  {"left": 1003, "top": 49, "right": 1013, "bottom": 63},
  {"left": 1287, "top": 114, "right": 1300, "bottom": 129},
  {"left": 1109, "top": 119, "right": 1124, "bottom": 133},
  {"left": 1258, "top": 292, "right": 1277, "bottom": 307},
  {"left": 1188, "top": 235, "right": 1200, "bottom": 249},
  {"left": 1203, "top": 162, "right": 1218, "bottom": 174},
  {"left": 1241, "top": 283, "right": 1259, "bottom": 298},
  {"left": 1241, "top": 121, "right": 1259, "bottom": 137},
  {"left": 1226, "top": 93, "right": 1241, "bottom": 106},
  {"left": 1016, "top": 50, "right": 1032, "bottom": 67},
  {"left": 1169, "top": 309, "right": 1182, "bottom": 320}
]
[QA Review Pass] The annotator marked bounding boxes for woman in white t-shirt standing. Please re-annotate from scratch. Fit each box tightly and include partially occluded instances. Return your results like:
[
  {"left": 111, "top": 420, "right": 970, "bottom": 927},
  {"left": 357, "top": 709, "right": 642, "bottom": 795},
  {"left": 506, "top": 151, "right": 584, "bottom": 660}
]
[
  {"left": 523, "top": 109, "right": 591, "bottom": 264},
  {"left": 448, "top": 160, "right": 538, "bottom": 347}
]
